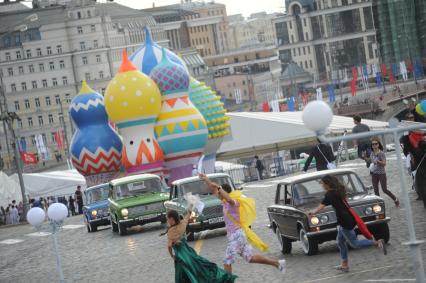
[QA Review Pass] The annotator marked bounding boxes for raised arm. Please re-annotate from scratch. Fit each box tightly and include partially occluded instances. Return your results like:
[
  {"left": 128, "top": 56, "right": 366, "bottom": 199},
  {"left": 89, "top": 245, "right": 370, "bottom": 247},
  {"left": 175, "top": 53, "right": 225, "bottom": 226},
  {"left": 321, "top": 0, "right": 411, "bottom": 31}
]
[{"left": 199, "top": 174, "right": 236, "bottom": 205}]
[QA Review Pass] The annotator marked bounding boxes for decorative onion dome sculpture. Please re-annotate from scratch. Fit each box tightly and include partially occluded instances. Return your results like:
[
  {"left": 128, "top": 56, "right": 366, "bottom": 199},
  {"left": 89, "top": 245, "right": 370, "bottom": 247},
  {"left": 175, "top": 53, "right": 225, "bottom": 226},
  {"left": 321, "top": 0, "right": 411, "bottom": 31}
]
[
  {"left": 129, "top": 27, "right": 187, "bottom": 76},
  {"left": 150, "top": 49, "right": 208, "bottom": 181},
  {"left": 188, "top": 78, "right": 230, "bottom": 173},
  {"left": 104, "top": 50, "right": 165, "bottom": 175},
  {"left": 69, "top": 81, "right": 123, "bottom": 186}
]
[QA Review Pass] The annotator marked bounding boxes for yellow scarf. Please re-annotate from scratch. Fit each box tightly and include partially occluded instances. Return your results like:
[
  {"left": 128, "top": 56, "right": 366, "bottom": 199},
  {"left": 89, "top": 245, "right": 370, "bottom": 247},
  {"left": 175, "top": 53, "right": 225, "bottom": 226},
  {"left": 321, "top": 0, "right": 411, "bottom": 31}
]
[{"left": 223, "top": 191, "right": 269, "bottom": 252}]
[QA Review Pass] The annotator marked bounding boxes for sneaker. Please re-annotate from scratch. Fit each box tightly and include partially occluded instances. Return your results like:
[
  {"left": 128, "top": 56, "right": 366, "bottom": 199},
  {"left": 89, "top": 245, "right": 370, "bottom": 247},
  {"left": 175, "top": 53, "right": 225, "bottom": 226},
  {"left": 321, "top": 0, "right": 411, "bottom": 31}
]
[
  {"left": 335, "top": 265, "right": 349, "bottom": 273},
  {"left": 378, "top": 239, "right": 387, "bottom": 255},
  {"left": 278, "top": 259, "right": 286, "bottom": 274}
]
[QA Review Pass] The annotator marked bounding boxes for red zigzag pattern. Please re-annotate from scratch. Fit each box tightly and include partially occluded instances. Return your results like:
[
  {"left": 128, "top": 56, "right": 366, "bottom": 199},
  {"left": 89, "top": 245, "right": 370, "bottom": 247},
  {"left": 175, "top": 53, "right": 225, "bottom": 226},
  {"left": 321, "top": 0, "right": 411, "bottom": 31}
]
[{"left": 72, "top": 150, "right": 121, "bottom": 175}]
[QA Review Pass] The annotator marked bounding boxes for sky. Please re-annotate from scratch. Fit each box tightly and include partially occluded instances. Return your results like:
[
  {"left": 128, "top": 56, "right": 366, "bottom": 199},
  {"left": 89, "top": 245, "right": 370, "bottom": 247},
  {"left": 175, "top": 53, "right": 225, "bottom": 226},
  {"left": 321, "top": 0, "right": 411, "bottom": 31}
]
[{"left": 115, "top": 0, "right": 284, "bottom": 17}]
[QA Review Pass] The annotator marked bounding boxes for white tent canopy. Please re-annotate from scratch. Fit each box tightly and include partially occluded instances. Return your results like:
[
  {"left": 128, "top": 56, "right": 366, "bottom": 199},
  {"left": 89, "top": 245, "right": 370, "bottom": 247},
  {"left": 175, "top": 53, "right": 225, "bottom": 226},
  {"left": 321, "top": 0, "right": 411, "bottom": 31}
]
[
  {"left": 217, "top": 112, "right": 388, "bottom": 159},
  {"left": 0, "top": 171, "right": 22, "bottom": 208}
]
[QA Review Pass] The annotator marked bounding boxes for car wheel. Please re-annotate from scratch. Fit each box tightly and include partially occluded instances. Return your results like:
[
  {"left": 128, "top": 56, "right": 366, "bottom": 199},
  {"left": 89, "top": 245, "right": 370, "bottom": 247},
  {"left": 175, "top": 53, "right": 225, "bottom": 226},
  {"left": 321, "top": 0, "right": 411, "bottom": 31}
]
[
  {"left": 118, "top": 222, "right": 127, "bottom": 236},
  {"left": 372, "top": 223, "right": 390, "bottom": 243},
  {"left": 111, "top": 218, "right": 118, "bottom": 232},
  {"left": 299, "top": 227, "right": 318, "bottom": 256},
  {"left": 276, "top": 227, "right": 292, "bottom": 254},
  {"left": 90, "top": 223, "right": 98, "bottom": 232}
]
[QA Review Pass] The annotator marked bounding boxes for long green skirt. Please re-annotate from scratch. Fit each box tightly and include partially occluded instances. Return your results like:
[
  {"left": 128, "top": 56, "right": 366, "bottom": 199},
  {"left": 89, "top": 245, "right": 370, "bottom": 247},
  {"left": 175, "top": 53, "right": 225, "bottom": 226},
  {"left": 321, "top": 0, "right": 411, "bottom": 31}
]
[{"left": 173, "top": 237, "right": 237, "bottom": 283}]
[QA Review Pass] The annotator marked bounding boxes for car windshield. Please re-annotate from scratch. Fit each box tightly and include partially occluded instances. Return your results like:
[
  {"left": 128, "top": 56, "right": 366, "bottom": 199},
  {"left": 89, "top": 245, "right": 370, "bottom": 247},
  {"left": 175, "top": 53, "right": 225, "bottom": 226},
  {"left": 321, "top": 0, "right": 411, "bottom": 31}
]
[
  {"left": 114, "top": 178, "right": 164, "bottom": 200},
  {"left": 86, "top": 185, "right": 109, "bottom": 204},
  {"left": 293, "top": 173, "right": 365, "bottom": 207},
  {"left": 179, "top": 176, "right": 235, "bottom": 196}
]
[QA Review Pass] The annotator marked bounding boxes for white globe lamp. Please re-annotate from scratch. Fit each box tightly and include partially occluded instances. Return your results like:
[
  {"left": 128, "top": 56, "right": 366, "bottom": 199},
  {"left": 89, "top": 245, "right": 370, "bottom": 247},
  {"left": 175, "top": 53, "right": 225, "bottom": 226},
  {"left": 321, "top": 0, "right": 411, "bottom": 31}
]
[
  {"left": 27, "top": 207, "right": 46, "bottom": 226},
  {"left": 47, "top": 203, "right": 68, "bottom": 222},
  {"left": 302, "top": 100, "right": 333, "bottom": 133}
]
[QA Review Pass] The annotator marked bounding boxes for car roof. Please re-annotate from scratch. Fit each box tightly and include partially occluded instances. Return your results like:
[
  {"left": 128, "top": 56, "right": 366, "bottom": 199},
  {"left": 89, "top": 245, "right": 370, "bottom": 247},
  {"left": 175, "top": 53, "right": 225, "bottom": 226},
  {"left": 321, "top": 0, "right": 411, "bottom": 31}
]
[
  {"left": 110, "top": 173, "right": 160, "bottom": 186},
  {"left": 172, "top": 173, "right": 231, "bottom": 186},
  {"left": 85, "top": 183, "right": 109, "bottom": 192},
  {"left": 278, "top": 169, "right": 357, "bottom": 184}
]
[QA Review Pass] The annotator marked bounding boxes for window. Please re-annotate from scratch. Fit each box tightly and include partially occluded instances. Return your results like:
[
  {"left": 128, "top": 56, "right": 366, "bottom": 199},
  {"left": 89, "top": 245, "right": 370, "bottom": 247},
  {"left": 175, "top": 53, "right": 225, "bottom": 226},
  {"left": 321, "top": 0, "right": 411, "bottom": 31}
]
[
  {"left": 21, "top": 82, "right": 27, "bottom": 91},
  {"left": 55, "top": 95, "right": 61, "bottom": 105},
  {"left": 28, "top": 117, "right": 33, "bottom": 127},
  {"left": 39, "top": 63, "right": 44, "bottom": 72},
  {"left": 14, "top": 101, "right": 20, "bottom": 111},
  {"left": 26, "top": 49, "right": 32, "bottom": 58},
  {"left": 42, "top": 79, "right": 48, "bottom": 88},
  {"left": 7, "top": 68, "right": 13, "bottom": 76},
  {"left": 18, "top": 66, "right": 24, "bottom": 74},
  {"left": 93, "top": 40, "right": 98, "bottom": 48},
  {"left": 99, "top": 71, "right": 104, "bottom": 79},
  {"left": 87, "top": 10, "right": 91, "bottom": 17},
  {"left": 80, "top": 42, "right": 86, "bottom": 50},
  {"left": 51, "top": 132, "right": 56, "bottom": 143},
  {"left": 49, "top": 62, "right": 55, "bottom": 70},
  {"left": 47, "top": 46, "right": 52, "bottom": 55},
  {"left": 42, "top": 133, "right": 47, "bottom": 144},
  {"left": 91, "top": 24, "right": 96, "bottom": 32},
  {"left": 29, "top": 65, "right": 34, "bottom": 73},
  {"left": 45, "top": 96, "right": 51, "bottom": 106},
  {"left": 65, "top": 93, "right": 71, "bottom": 103},
  {"left": 5, "top": 52, "right": 11, "bottom": 61},
  {"left": 308, "top": 46, "right": 311, "bottom": 54},
  {"left": 77, "top": 26, "right": 83, "bottom": 34},
  {"left": 36, "top": 48, "right": 42, "bottom": 56},
  {"left": 291, "top": 35, "right": 294, "bottom": 43},
  {"left": 310, "top": 60, "right": 313, "bottom": 68},
  {"left": 25, "top": 99, "right": 30, "bottom": 109},
  {"left": 35, "top": 98, "right": 40, "bottom": 107},
  {"left": 11, "top": 84, "right": 16, "bottom": 92},
  {"left": 85, "top": 72, "right": 91, "bottom": 81},
  {"left": 56, "top": 45, "right": 62, "bottom": 54},
  {"left": 242, "top": 80, "right": 246, "bottom": 85},
  {"left": 303, "top": 18, "right": 307, "bottom": 26},
  {"left": 298, "top": 48, "right": 301, "bottom": 56},
  {"left": 96, "top": 55, "right": 101, "bottom": 63},
  {"left": 38, "top": 116, "right": 43, "bottom": 126},
  {"left": 52, "top": 78, "right": 58, "bottom": 86},
  {"left": 59, "top": 60, "right": 65, "bottom": 69},
  {"left": 303, "top": 47, "right": 306, "bottom": 55},
  {"left": 62, "top": 76, "right": 68, "bottom": 85},
  {"left": 16, "top": 51, "right": 21, "bottom": 59},
  {"left": 18, "top": 120, "right": 23, "bottom": 128},
  {"left": 305, "top": 32, "right": 309, "bottom": 40},
  {"left": 305, "top": 61, "right": 308, "bottom": 69},
  {"left": 31, "top": 135, "right": 36, "bottom": 145},
  {"left": 59, "top": 113, "right": 64, "bottom": 124},
  {"left": 77, "top": 11, "right": 81, "bottom": 19},
  {"left": 31, "top": 81, "right": 37, "bottom": 89},
  {"left": 289, "top": 21, "right": 292, "bottom": 29},
  {"left": 82, "top": 56, "right": 88, "bottom": 65}
]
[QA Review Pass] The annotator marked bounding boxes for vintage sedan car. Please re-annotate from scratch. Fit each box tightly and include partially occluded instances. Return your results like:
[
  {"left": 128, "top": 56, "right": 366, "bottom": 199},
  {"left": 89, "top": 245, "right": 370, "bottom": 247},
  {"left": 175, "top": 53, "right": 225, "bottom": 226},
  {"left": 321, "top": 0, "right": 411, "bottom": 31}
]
[
  {"left": 109, "top": 174, "right": 169, "bottom": 236},
  {"left": 267, "top": 169, "right": 390, "bottom": 256},
  {"left": 164, "top": 173, "right": 237, "bottom": 241},
  {"left": 83, "top": 183, "right": 110, "bottom": 232}
]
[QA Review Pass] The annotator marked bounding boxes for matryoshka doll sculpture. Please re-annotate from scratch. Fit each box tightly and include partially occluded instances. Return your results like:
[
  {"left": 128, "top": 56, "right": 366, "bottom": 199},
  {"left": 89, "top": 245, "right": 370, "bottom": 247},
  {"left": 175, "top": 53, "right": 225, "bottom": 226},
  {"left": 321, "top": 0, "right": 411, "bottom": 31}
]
[
  {"left": 104, "top": 50, "right": 165, "bottom": 175},
  {"left": 150, "top": 49, "right": 208, "bottom": 181},
  {"left": 69, "top": 81, "right": 123, "bottom": 186}
]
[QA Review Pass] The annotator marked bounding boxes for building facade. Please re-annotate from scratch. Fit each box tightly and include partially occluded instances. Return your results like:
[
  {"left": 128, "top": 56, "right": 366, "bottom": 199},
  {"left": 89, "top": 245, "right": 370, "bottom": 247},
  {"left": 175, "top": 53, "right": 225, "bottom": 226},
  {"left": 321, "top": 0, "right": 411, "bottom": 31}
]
[{"left": 274, "top": 0, "right": 378, "bottom": 82}]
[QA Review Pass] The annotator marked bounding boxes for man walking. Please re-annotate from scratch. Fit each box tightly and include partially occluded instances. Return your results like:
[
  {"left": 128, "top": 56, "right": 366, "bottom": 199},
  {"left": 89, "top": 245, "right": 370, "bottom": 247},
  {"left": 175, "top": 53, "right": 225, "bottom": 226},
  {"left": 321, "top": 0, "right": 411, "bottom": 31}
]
[
  {"left": 199, "top": 174, "right": 286, "bottom": 274},
  {"left": 303, "top": 139, "right": 335, "bottom": 172},
  {"left": 352, "top": 115, "right": 371, "bottom": 167},
  {"left": 75, "top": 186, "right": 84, "bottom": 215},
  {"left": 254, "top": 156, "right": 264, "bottom": 180}
]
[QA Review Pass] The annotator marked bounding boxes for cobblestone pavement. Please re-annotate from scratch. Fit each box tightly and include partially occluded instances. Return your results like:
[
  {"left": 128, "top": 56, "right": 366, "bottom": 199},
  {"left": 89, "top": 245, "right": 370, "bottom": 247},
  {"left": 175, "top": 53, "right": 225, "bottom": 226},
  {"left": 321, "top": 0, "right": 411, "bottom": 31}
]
[{"left": 0, "top": 153, "right": 425, "bottom": 283}]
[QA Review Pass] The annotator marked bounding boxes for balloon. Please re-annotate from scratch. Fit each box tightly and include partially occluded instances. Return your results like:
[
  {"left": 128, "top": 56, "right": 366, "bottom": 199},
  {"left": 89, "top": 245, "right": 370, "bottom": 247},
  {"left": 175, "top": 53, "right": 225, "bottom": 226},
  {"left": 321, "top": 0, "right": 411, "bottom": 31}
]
[
  {"left": 27, "top": 207, "right": 45, "bottom": 226},
  {"left": 302, "top": 101, "right": 333, "bottom": 132},
  {"left": 47, "top": 203, "right": 68, "bottom": 222},
  {"left": 421, "top": 100, "right": 426, "bottom": 113}
]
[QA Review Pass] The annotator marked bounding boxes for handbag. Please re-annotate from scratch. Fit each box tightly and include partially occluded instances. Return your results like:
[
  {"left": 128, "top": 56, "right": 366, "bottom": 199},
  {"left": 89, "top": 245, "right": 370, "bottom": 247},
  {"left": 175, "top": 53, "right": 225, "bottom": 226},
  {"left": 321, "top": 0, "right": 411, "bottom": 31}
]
[
  {"left": 317, "top": 145, "right": 336, "bottom": 169},
  {"left": 342, "top": 198, "right": 373, "bottom": 240},
  {"left": 412, "top": 153, "right": 426, "bottom": 178}
]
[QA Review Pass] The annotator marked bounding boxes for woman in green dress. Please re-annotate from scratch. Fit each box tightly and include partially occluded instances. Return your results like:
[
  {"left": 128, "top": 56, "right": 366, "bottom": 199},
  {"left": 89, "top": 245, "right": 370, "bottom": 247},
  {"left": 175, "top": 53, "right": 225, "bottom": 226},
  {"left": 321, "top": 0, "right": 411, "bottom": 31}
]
[{"left": 165, "top": 208, "right": 237, "bottom": 283}]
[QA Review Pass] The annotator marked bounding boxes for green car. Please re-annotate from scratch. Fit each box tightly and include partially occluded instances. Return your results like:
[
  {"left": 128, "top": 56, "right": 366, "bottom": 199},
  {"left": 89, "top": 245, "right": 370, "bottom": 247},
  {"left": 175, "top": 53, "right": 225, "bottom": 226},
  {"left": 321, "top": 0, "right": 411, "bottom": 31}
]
[
  {"left": 164, "top": 173, "right": 237, "bottom": 241},
  {"left": 108, "top": 174, "right": 169, "bottom": 236}
]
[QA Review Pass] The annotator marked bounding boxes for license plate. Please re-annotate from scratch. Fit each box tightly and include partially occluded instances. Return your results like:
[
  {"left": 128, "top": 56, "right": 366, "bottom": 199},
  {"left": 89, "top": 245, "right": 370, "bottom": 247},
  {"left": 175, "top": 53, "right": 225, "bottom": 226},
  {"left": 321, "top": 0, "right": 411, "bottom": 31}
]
[
  {"left": 208, "top": 217, "right": 224, "bottom": 224},
  {"left": 139, "top": 215, "right": 153, "bottom": 221}
]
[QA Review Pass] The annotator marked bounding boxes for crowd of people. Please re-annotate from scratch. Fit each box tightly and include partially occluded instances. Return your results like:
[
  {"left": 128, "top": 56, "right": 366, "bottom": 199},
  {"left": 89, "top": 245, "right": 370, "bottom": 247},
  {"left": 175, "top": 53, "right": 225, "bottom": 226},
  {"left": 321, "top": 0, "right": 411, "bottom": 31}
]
[{"left": 0, "top": 200, "right": 24, "bottom": 225}]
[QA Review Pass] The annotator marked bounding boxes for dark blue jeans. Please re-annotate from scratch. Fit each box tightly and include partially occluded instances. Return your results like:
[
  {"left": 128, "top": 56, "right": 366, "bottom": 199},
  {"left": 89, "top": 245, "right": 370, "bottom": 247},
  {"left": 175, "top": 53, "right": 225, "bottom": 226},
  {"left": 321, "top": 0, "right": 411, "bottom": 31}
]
[{"left": 337, "top": 226, "right": 374, "bottom": 260}]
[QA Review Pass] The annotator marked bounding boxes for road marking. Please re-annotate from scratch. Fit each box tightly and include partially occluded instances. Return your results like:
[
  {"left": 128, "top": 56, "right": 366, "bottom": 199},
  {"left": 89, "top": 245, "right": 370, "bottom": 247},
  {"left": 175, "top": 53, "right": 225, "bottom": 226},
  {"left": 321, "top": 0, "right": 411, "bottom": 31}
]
[
  {"left": 26, "top": 231, "right": 51, "bottom": 237},
  {"left": 243, "top": 184, "right": 272, "bottom": 189},
  {"left": 300, "top": 265, "right": 395, "bottom": 283},
  {"left": 63, "top": 224, "right": 85, "bottom": 229},
  {"left": 194, "top": 231, "right": 207, "bottom": 255},
  {"left": 0, "top": 239, "right": 24, "bottom": 245},
  {"left": 364, "top": 280, "right": 415, "bottom": 282}
]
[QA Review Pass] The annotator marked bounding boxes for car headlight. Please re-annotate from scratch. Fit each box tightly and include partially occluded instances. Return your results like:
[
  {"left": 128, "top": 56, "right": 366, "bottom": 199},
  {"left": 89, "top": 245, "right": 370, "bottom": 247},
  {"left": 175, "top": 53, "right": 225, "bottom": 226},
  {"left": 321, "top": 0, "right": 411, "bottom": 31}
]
[
  {"left": 320, "top": 215, "right": 329, "bottom": 224},
  {"left": 310, "top": 216, "right": 319, "bottom": 225},
  {"left": 91, "top": 210, "right": 97, "bottom": 216},
  {"left": 365, "top": 207, "right": 373, "bottom": 215},
  {"left": 121, "top": 208, "right": 129, "bottom": 217},
  {"left": 373, "top": 204, "right": 382, "bottom": 214}
]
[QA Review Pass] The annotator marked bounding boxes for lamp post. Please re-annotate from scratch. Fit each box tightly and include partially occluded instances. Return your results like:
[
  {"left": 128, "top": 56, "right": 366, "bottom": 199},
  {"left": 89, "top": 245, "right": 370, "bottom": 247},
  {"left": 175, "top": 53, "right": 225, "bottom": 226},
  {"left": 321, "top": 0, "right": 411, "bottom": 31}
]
[
  {"left": 27, "top": 203, "right": 68, "bottom": 283},
  {"left": 58, "top": 99, "right": 71, "bottom": 169},
  {"left": 302, "top": 100, "right": 425, "bottom": 283}
]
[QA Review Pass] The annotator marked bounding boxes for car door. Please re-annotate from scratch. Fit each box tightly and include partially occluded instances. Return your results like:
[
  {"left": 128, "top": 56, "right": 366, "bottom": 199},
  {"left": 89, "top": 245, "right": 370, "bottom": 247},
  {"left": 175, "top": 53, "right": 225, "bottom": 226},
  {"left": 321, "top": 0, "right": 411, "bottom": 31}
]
[{"left": 271, "top": 184, "right": 292, "bottom": 238}]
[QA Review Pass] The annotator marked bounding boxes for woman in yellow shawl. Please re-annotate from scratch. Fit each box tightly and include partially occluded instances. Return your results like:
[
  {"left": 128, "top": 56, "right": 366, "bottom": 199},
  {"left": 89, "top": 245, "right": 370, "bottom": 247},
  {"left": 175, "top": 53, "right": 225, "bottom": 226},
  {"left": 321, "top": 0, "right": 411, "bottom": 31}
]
[{"left": 199, "top": 174, "right": 286, "bottom": 275}]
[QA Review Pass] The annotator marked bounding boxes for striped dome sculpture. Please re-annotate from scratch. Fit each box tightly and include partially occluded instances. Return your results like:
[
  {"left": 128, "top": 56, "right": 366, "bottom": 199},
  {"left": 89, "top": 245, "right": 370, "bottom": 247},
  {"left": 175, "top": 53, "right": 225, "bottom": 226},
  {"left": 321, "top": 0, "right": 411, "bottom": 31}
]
[
  {"left": 69, "top": 81, "right": 123, "bottom": 186},
  {"left": 188, "top": 78, "right": 230, "bottom": 173},
  {"left": 104, "top": 50, "right": 165, "bottom": 175},
  {"left": 151, "top": 49, "right": 208, "bottom": 181},
  {"left": 129, "top": 27, "right": 187, "bottom": 76}
]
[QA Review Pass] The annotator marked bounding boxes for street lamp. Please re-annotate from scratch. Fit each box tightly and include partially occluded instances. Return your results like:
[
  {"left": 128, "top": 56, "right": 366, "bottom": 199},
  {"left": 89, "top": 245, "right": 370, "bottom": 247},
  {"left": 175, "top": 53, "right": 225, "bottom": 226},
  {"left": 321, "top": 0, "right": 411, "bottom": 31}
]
[
  {"left": 302, "top": 101, "right": 425, "bottom": 283},
  {"left": 58, "top": 99, "right": 71, "bottom": 169},
  {"left": 27, "top": 203, "right": 68, "bottom": 283}
]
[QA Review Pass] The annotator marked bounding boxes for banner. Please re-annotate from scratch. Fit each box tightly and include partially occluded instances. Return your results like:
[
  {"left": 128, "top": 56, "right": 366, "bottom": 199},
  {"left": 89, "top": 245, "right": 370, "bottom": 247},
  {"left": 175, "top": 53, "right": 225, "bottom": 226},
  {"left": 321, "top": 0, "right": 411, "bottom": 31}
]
[
  {"left": 389, "top": 67, "right": 396, "bottom": 85},
  {"left": 20, "top": 152, "right": 38, "bottom": 165},
  {"left": 55, "top": 130, "right": 64, "bottom": 150},
  {"left": 328, "top": 84, "right": 335, "bottom": 103},
  {"left": 262, "top": 102, "right": 269, "bottom": 112},
  {"left": 19, "top": 138, "right": 27, "bottom": 153},
  {"left": 234, "top": 89, "right": 243, "bottom": 104},
  {"left": 316, "top": 87, "right": 323, "bottom": 100},
  {"left": 351, "top": 67, "right": 358, "bottom": 96},
  {"left": 288, "top": 96, "right": 295, "bottom": 112},
  {"left": 400, "top": 61, "right": 408, "bottom": 81},
  {"left": 380, "top": 64, "right": 387, "bottom": 77},
  {"left": 415, "top": 60, "right": 423, "bottom": 79}
]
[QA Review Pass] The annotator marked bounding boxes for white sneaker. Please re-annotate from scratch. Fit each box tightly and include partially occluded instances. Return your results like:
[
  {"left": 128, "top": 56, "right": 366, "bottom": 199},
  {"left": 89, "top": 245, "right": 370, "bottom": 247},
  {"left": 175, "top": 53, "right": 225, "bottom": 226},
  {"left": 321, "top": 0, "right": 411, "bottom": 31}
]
[{"left": 278, "top": 259, "right": 286, "bottom": 274}]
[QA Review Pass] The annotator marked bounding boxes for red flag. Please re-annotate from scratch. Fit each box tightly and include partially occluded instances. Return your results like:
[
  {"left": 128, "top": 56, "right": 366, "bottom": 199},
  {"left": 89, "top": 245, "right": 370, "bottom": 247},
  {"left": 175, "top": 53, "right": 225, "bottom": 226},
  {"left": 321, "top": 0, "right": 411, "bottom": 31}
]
[
  {"left": 351, "top": 67, "right": 358, "bottom": 80},
  {"left": 380, "top": 64, "right": 387, "bottom": 77},
  {"left": 407, "top": 63, "right": 414, "bottom": 73},
  {"left": 20, "top": 152, "right": 38, "bottom": 164},
  {"left": 351, "top": 80, "right": 357, "bottom": 96},
  {"left": 262, "top": 102, "right": 270, "bottom": 112},
  {"left": 55, "top": 130, "right": 64, "bottom": 150},
  {"left": 389, "top": 68, "right": 396, "bottom": 84}
]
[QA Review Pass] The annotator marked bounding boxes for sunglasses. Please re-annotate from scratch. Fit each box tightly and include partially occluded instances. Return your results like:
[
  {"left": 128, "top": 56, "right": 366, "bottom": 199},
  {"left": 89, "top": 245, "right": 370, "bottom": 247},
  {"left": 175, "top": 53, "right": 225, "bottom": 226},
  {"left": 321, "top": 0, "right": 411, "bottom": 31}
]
[
  {"left": 372, "top": 142, "right": 379, "bottom": 145},
  {"left": 407, "top": 116, "right": 415, "bottom": 119}
]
